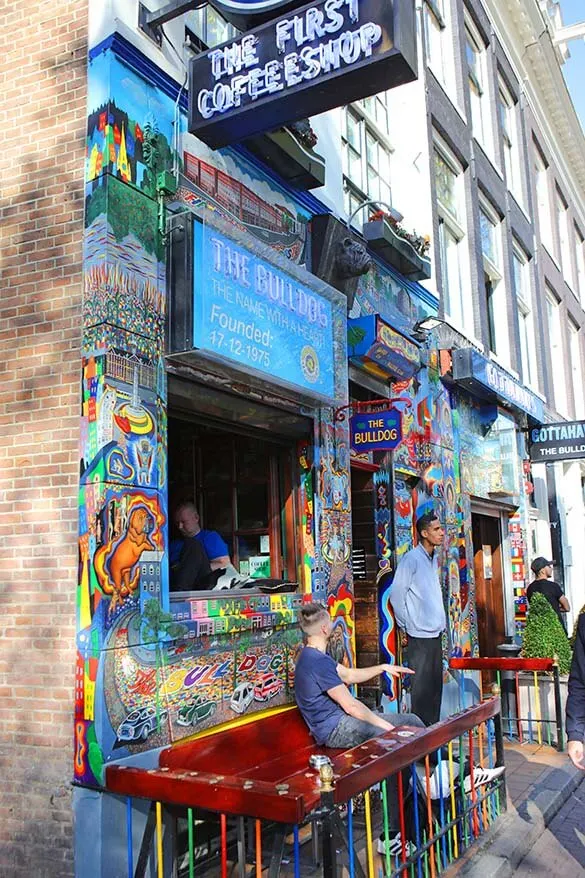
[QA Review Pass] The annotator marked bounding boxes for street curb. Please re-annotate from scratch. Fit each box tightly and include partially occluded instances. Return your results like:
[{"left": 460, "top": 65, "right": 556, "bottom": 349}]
[{"left": 454, "top": 766, "right": 585, "bottom": 878}]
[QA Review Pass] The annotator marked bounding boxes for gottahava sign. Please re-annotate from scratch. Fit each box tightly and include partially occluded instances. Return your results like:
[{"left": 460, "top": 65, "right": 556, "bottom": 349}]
[{"left": 529, "top": 420, "right": 585, "bottom": 463}]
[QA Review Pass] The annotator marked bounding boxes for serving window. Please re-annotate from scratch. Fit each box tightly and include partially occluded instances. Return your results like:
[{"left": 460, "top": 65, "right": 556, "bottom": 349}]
[{"left": 169, "top": 411, "right": 306, "bottom": 585}]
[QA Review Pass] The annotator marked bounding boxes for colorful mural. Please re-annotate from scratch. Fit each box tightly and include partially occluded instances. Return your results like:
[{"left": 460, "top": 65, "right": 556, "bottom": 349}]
[
  {"left": 350, "top": 253, "right": 436, "bottom": 337},
  {"left": 77, "top": 44, "right": 353, "bottom": 787},
  {"left": 369, "top": 357, "right": 478, "bottom": 674}
]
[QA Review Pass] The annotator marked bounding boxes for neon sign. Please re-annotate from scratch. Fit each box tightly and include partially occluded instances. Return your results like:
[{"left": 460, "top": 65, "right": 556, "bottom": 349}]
[{"left": 189, "top": 0, "right": 417, "bottom": 148}]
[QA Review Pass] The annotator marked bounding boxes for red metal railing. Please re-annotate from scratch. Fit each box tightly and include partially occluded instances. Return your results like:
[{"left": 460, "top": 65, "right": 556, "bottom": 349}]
[
  {"left": 106, "top": 699, "right": 506, "bottom": 877},
  {"left": 449, "top": 657, "right": 565, "bottom": 752}
]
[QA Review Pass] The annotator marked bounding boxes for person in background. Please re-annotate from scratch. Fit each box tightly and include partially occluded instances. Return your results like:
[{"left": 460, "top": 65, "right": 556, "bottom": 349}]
[
  {"left": 567, "top": 611, "right": 585, "bottom": 770},
  {"left": 389, "top": 511, "right": 446, "bottom": 726},
  {"left": 173, "top": 501, "right": 231, "bottom": 570},
  {"left": 527, "top": 557, "right": 570, "bottom": 625}
]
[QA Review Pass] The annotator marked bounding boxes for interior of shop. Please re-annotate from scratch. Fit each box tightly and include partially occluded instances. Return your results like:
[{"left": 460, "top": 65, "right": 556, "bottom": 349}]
[{"left": 167, "top": 376, "right": 313, "bottom": 589}]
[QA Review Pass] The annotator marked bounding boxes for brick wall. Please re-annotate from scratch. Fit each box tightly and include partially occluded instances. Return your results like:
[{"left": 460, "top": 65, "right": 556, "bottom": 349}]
[{"left": 0, "top": 2, "right": 88, "bottom": 874}]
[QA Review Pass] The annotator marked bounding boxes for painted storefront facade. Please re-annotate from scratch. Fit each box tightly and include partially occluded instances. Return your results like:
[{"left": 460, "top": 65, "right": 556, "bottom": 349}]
[{"left": 75, "top": 19, "right": 540, "bottom": 875}]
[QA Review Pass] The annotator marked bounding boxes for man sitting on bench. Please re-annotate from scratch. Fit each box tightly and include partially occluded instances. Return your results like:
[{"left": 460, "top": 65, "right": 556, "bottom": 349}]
[{"left": 294, "top": 602, "right": 504, "bottom": 856}]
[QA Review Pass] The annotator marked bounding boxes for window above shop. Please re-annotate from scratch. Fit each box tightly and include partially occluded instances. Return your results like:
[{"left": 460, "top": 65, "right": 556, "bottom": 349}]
[
  {"left": 513, "top": 243, "right": 538, "bottom": 391},
  {"left": 465, "top": 17, "right": 493, "bottom": 159},
  {"left": 575, "top": 223, "right": 585, "bottom": 308},
  {"left": 342, "top": 96, "right": 392, "bottom": 217},
  {"left": 423, "top": 0, "right": 455, "bottom": 98},
  {"left": 497, "top": 78, "right": 523, "bottom": 205},
  {"left": 555, "top": 188, "right": 575, "bottom": 290},
  {"left": 569, "top": 320, "right": 585, "bottom": 420},
  {"left": 433, "top": 137, "right": 473, "bottom": 336},
  {"left": 534, "top": 142, "right": 554, "bottom": 256},
  {"left": 479, "top": 201, "right": 510, "bottom": 368},
  {"left": 545, "top": 287, "right": 569, "bottom": 416}
]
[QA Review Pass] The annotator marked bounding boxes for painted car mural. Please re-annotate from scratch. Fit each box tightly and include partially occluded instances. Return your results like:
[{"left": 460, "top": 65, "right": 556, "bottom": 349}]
[
  {"left": 230, "top": 682, "right": 254, "bottom": 714},
  {"left": 177, "top": 697, "right": 217, "bottom": 727},
  {"left": 117, "top": 705, "right": 167, "bottom": 742},
  {"left": 253, "top": 672, "right": 284, "bottom": 702}
]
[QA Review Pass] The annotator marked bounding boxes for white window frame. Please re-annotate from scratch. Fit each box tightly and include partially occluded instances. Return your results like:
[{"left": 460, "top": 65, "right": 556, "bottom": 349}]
[
  {"left": 576, "top": 223, "right": 585, "bottom": 308},
  {"left": 535, "top": 145, "right": 554, "bottom": 256},
  {"left": 556, "top": 189, "right": 575, "bottom": 290},
  {"left": 546, "top": 288, "right": 569, "bottom": 416},
  {"left": 465, "top": 17, "right": 493, "bottom": 157},
  {"left": 569, "top": 321, "right": 585, "bottom": 420},
  {"left": 480, "top": 200, "right": 510, "bottom": 366},
  {"left": 433, "top": 138, "right": 472, "bottom": 335},
  {"left": 185, "top": 5, "right": 236, "bottom": 47},
  {"left": 423, "top": 0, "right": 455, "bottom": 97},
  {"left": 342, "top": 97, "right": 392, "bottom": 218},
  {"left": 513, "top": 243, "right": 538, "bottom": 389},
  {"left": 498, "top": 78, "right": 523, "bottom": 203}
]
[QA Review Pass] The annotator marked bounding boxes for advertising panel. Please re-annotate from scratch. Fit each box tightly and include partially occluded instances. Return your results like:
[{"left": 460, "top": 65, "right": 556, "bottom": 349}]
[
  {"left": 193, "top": 220, "right": 336, "bottom": 399},
  {"left": 189, "top": 0, "right": 416, "bottom": 147},
  {"left": 529, "top": 420, "right": 585, "bottom": 463},
  {"left": 349, "top": 408, "right": 402, "bottom": 452}
]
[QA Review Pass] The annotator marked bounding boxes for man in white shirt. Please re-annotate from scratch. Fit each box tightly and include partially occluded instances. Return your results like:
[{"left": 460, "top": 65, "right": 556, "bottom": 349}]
[{"left": 390, "top": 511, "right": 446, "bottom": 726}]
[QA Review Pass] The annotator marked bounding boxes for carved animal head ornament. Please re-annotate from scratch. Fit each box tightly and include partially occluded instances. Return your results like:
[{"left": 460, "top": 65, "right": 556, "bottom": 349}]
[{"left": 334, "top": 236, "right": 372, "bottom": 280}]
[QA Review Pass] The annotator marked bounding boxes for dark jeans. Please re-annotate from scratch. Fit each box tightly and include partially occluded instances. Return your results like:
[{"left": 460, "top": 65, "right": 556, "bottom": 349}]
[
  {"left": 325, "top": 711, "right": 425, "bottom": 831},
  {"left": 405, "top": 634, "right": 443, "bottom": 727}
]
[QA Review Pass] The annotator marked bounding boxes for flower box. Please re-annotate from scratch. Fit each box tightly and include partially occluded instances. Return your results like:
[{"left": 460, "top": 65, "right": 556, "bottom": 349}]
[
  {"left": 244, "top": 127, "right": 326, "bottom": 190},
  {"left": 363, "top": 218, "right": 431, "bottom": 280}
]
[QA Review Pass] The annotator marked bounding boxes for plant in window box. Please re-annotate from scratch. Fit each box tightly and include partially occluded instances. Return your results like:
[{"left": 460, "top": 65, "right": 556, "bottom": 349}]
[
  {"left": 244, "top": 118, "right": 325, "bottom": 189},
  {"left": 362, "top": 209, "right": 432, "bottom": 280},
  {"left": 517, "top": 592, "right": 572, "bottom": 744}
]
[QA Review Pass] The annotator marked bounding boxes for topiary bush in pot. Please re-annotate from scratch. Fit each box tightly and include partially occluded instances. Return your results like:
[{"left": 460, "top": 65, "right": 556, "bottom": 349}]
[{"left": 521, "top": 591, "right": 572, "bottom": 675}]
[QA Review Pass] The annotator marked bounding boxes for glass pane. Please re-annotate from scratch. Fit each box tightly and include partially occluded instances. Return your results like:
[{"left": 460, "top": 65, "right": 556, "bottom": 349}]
[
  {"left": 480, "top": 211, "right": 496, "bottom": 264},
  {"left": 378, "top": 147, "right": 390, "bottom": 179},
  {"left": 345, "top": 110, "right": 360, "bottom": 150},
  {"left": 200, "top": 438, "right": 232, "bottom": 485},
  {"left": 203, "top": 489, "right": 233, "bottom": 545},
  {"left": 237, "top": 482, "right": 268, "bottom": 529},
  {"left": 379, "top": 180, "right": 391, "bottom": 207},
  {"left": 367, "top": 167, "right": 380, "bottom": 200},
  {"left": 434, "top": 151, "right": 457, "bottom": 218},
  {"left": 376, "top": 97, "right": 389, "bottom": 134},
  {"left": 237, "top": 441, "right": 268, "bottom": 481},
  {"left": 206, "top": 7, "right": 231, "bottom": 46},
  {"left": 361, "top": 96, "right": 375, "bottom": 118},
  {"left": 466, "top": 35, "right": 480, "bottom": 86},
  {"left": 348, "top": 146, "right": 362, "bottom": 187},
  {"left": 366, "top": 131, "right": 378, "bottom": 169}
]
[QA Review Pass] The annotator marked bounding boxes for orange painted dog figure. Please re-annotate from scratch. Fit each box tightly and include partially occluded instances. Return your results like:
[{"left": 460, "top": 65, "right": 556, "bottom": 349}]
[{"left": 104, "top": 507, "right": 155, "bottom": 613}]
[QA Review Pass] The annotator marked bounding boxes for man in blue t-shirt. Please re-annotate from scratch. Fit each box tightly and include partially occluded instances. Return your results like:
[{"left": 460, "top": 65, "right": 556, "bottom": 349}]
[
  {"left": 295, "top": 603, "right": 504, "bottom": 856},
  {"left": 171, "top": 501, "right": 231, "bottom": 591},
  {"left": 295, "top": 602, "right": 421, "bottom": 856},
  {"left": 295, "top": 602, "right": 419, "bottom": 748}
]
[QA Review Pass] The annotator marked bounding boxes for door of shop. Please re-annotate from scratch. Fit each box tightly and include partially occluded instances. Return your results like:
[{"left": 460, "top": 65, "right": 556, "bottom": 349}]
[{"left": 472, "top": 513, "right": 506, "bottom": 657}]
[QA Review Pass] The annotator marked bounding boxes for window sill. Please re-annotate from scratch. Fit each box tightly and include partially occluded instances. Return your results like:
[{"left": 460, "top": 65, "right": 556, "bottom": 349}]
[{"left": 426, "top": 68, "right": 467, "bottom": 126}]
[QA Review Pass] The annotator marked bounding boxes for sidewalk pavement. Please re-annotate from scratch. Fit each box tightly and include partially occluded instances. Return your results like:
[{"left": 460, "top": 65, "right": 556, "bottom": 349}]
[{"left": 448, "top": 740, "right": 585, "bottom": 877}]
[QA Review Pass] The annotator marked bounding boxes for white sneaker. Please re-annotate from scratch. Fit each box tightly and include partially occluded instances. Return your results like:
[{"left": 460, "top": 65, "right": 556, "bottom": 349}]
[
  {"left": 463, "top": 765, "right": 505, "bottom": 794},
  {"left": 377, "top": 832, "right": 416, "bottom": 857}
]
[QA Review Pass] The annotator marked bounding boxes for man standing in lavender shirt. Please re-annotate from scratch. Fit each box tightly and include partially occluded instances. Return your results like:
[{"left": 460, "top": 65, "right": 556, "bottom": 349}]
[{"left": 390, "top": 511, "right": 446, "bottom": 726}]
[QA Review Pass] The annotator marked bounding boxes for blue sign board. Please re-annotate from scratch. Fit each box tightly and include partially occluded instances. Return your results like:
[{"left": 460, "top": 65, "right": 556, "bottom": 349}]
[
  {"left": 348, "top": 315, "right": 420, "bottom": 381},
  {"left": 452, "top": 348, "right": 544, "bottom": 423},
  {"left": 350, "top": 408, "right": 403, "bottom": 453},
  {"left": 193, "top": 222, "right": 335, "bottom": 399}
]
